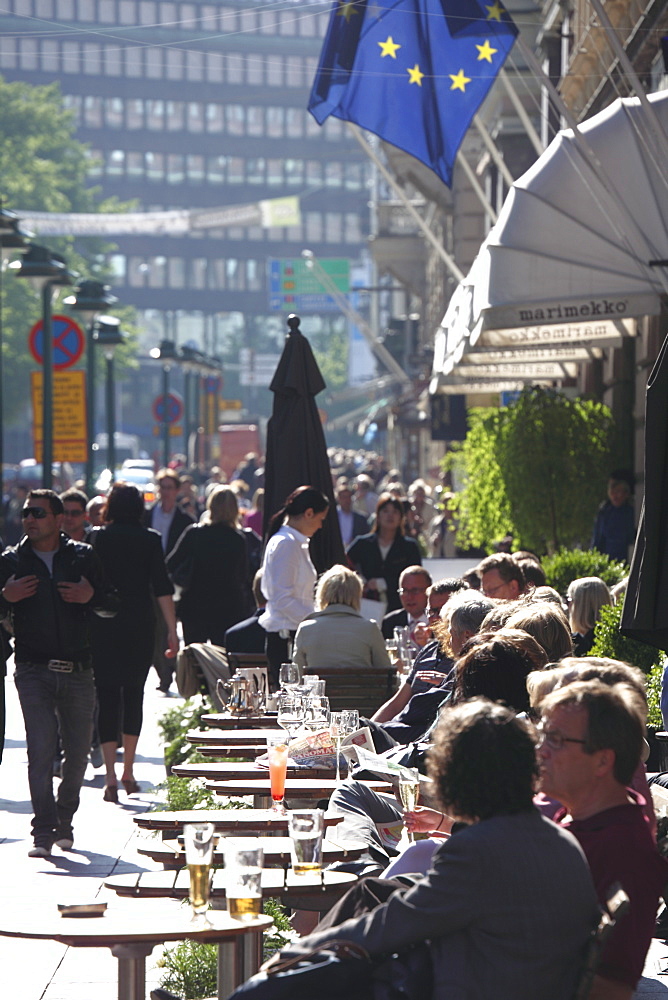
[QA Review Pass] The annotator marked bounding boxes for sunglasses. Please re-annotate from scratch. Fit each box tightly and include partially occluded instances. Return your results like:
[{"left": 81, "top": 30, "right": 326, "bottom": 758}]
[{"left": 21, "top": 506, "right": 48, "bottom": 520}]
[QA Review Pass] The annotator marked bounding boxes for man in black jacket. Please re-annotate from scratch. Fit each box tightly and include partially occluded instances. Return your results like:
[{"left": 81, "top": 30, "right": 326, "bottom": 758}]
[{"left": 0, "top": 489, "right": 118, "bottom": 857}]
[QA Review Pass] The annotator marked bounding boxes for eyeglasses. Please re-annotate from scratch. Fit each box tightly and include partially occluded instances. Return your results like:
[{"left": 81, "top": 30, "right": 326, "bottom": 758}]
[
  {"left": 536, "top": 725, "right": 587, "bottom": 751},
  {"left": 21, "top": 506, "right": 48, "bottom": 520},
  {"left": 482, "top": 582, "right": 508, "bottom": 597},
  {"left": 399, "top": 587, "right": 428, "bottom": 596}
]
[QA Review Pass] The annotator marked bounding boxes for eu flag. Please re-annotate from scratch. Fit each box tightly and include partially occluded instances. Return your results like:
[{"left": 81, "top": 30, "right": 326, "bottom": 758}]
[{"left": 309, "top": 0, "right": 518, "bottom": 187}]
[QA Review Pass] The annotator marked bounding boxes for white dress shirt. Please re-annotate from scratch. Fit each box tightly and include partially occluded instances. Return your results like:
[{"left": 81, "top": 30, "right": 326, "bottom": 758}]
[{"left": 258, "top": 524, "right": 317, "bottom": 632}]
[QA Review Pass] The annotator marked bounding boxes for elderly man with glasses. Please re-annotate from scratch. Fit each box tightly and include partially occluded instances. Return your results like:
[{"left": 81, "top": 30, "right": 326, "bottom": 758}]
[{"left": 0, "top": 489, "right": 118, "bottom": 858}]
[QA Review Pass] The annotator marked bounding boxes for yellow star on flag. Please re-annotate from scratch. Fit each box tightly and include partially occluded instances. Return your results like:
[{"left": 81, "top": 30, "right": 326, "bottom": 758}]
[
  {"left": 407, "top": 64, "right": 424, "bottom": 86},
  {"left": 485, "top": 1, "right": 504, "bottom": 20},
  {"left": 449, "top": 69, "right": 471, "bottom": 91},
  {"left": 378, "top": 36, "right": 401, "bottom": 58},
  {"left": 476, "top": 39, "right": 498, "bottom": 62},
  {"left": 337, "top": 1, "right": 359, "bottom": 22}
]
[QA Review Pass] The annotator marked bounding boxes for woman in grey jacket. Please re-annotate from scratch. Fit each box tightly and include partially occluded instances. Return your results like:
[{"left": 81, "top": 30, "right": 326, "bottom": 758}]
[{"left": 293, "top": 565, "right": 391, "bottom": 671}]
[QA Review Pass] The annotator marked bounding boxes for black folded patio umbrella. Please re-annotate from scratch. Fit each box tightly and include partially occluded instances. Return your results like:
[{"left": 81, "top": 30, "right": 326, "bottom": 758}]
[
  {"left": 262, "top": 314, "right": 345, "bottom": 574},
  {"left": 621, "top": 333, "right": 668, "bottom": 651}
]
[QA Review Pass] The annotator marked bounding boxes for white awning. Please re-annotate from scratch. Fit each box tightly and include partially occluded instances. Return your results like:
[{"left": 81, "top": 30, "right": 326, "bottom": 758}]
[{"left": 432, "top": 90, "right": 668, "bottom": 389}]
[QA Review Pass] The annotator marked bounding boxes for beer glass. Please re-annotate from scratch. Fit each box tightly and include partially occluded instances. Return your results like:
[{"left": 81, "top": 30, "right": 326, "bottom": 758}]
[
  {"left": 183, "top": 822, "right": 215, "bottom": 924},
  {"left": 224, "top": 839, "right": 264, "bottom": 921}
]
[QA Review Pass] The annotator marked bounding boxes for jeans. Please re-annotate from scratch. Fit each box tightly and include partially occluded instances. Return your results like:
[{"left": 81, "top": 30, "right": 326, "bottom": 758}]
[{"left": 14, "top": 663, "right": 95, "bottom": 843}]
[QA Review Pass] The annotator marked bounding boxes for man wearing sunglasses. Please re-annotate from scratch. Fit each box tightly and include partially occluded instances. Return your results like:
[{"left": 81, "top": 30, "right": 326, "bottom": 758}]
[
  {"left": 59, "top": 488, "right": 91, "bottom": 543},
  {"left": 0, "top": 489, "right": 118, "bottom": 858}
]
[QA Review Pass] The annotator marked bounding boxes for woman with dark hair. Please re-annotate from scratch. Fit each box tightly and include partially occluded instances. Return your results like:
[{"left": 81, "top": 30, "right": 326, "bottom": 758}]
[
  {"left": 346, "top": 493, "right": 421, "bottom": 613},
  {"left": 167, "top": 486, "right": 248, "bottom": 646},
  {"left": 453, "top": 628, "right": 547, "bottom": 715},
  {"left": 90, "top": 482, "right": 177, "bottom": 802},
  {"left": 259, "top": 486, "right": 329, "bottom": 686}
]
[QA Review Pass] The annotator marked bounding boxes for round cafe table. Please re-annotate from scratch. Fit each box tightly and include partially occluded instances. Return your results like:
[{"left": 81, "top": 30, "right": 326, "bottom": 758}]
[{"left": 0, "top": 902, "right": 272, "bottom": 1000}]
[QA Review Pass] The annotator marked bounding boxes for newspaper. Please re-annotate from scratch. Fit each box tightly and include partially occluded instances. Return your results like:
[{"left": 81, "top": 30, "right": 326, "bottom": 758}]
[
  {"left": 255, "top": 726, "right": 376, "bottom": 771},
  {"left": 345, "top": 745, "right": 432, "bottom": 793}
]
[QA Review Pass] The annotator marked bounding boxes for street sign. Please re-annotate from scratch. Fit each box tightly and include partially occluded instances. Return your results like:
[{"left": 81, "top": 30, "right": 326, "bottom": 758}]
[
  {"left": 153, "top": 424, "right": 183, "bottom": 438},
  {"left": 152, "top": 393, "right": 183, "bottom": 424},
  {"left": 268, "top": 258, "right": 350, "bottom": 313},
  {"left": 220, "top": 399, "right": 243, "bottom": 410},
  {"left": 29, "top": 315, "right": 85, "bottom": 370},
  {"left": 31, "top": 370, "right": 87, "bottom": 462}
]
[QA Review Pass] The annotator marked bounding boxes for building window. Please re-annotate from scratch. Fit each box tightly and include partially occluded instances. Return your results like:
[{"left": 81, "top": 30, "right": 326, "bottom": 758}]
[
  {"left": 306, "top": 161, "right": 323, "bottom": 185},
  {"left": 107, "top": 149, "right": 126, "bottom": 176},
  {"left": 127, "top": 151, "right": 144, "bottom": 177},
  {"left": 127, "top": 98, "right": 144, "bottom": 128},
  {"left": 209, "top": 259, "right": 226, "bottom": 289},
  {"left": 160, "top": 2, "right": 176, "bottom": 25},
  {"left": 146, "top": 47, "right": 162, "bottom": 78},
  {"left": 126, "top": 46, "right": 142, "bottom": 76},
  {"left": 41, "top": 39, "right": 59, "bottom": 71},
  {"left": 247, "top": 158, "right": 265, "bottom": 185},
  {"left": 260, "top": 9, "right": 276, "bottom": 33},
  {"left": 62, "top": 42, "right": 79, "bottom": 72},
  {"left": 191, "top": 258, "right": 207, "bottom": 289},
  {"left": 139, "top": 0, "right": 155, "bottom": 24},
  {"left": 145, "top": 151, "right": 164, "bottom": 181},
  {"left": 105, "top": 97, "right": 124, "bottom": 128},
  {"left": 345, "top": 163, "right": 363, "bottom": 190},
  {"left": 166, "top": 48, "right": 183, "bottom": 79},
  {"left": 0, "top": 38, "right": 17, "bottom": 68},
  {"left": 246, "top": 54, "right": 263, "bottom": 85},
  {"left": 36, "top": 0, "right": 53, "bottom": 16},
  {"left": 226, "top": 105, "right": 244, "bottom": 136},
  {"left": 83, "top": 43, "right": 101, "bottom": 73},
  {"left": 266, "top": 107, "right": 284, "bottom": 138},
  {"left": 286, "top": 108, "right": 304, "bottom": 138},
  {"left": 147, "top": 99, "right": 165, "bottom": 129},
  {"left": 247, "top": 260, "right": 262, "bottom": 290},
  {"left": 83, "top": 95, "right": 103, "bottom": 127},
  {"left": 14, "top": 0, "right": 32, "bottom": 12},
  {"left": 228, "top": 158, "right": 243, "bottom": 184},
  {"left": 267, "top": 159, "right": 283, "bottom": 186},
  {"left": 180, "top": 3, "right": 197, "bottom": 29},
  {"left": 285, "top": 159, "right": 304, "bottom": 186},
  {"left": 187, "top": 154, "right": 205, "bottom": 183},
  {"left": 205, "top": 103, "right": 223, "bottom": 133},
  {"left": 286, "top": 61, "right": 303, "bottom": 86},
  {"left": 168, "top": 257, "right": 185, "bottom": 288},
  {"left": 148, "top": 255, "right": 166, "bottom": 287},
  {"left": 20, "top": 38, "right": 38, "bottom": 70},
  {"left": 118, "top": 0, "right": 135, "bottom": 24},
  {"left": 226, "top": 53, "right": 242, "bottom": 83},
  {"left": 99, "top": 0, "right": 115, "bottom": 22},
  {"left": 300, "top": 13, "right": 316, "bottom": 36},
  {"left": 63, "top": 94, "right": 82, "bottom": 124},
  {"left": 306, "top": 213, "right": 323, "bottom": 240},
  {"left": 128, "top": 257, "right": 148, "bottom": 287},
  {"left": 104, "top": 44, "right": 123, "bottom": 75},
  {"left": 247, "top": 106, "right": 263, "bottom": 137},
  {"left": 166, "top": 100, "right": 184, "bottom": 130},
  {"left": 266, "top": 55, "right": 282, "bottom": 86},
  {"left": 201, "top": 5, "right": 217, "bottom": 29},
  {"left": 325, "top": 162, "right": 343, "bottom": 187},
  {"left": 167, "top": 154, "right": 184, "bottom": 183},
  {"left": 78, "top": 0, "right": 95, "bottom": 19},
  {"left": 207, "top": 52, "right": 223, "bottom": 82},
  {"left": 56, "top": 0, "right": 74, "bottom": 16},
  {"left": 326, "top": 213, "right": 342, "bottom": 243},
  {"left": 207, "top": 156, "right": 226, "bottom": 183},
  {"left": 87, "top": 148, "right": 103, "bottom": 177},
  {"left": 240, "top": 8, "right": 256, "bottom": 31},
  {"left": 108, "top": 254, "right": 126, "bottom": 280},
  {"left": 187, "top": 102, "right": 203, "bottom": 132},
  {"left": 345, "top": 213, "right": 362, "bottom": 242},
  {"left": 227, "top": 259, "right": 245, "bottom": 290},
  {"left": 186, "top": 49, "right": 203, "bottom": 81}
]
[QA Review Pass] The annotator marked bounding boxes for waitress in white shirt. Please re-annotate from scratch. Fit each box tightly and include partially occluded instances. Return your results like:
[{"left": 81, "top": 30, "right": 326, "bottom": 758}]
[{"left": 259, "top": 486, "right": 329, "bottom": 688}]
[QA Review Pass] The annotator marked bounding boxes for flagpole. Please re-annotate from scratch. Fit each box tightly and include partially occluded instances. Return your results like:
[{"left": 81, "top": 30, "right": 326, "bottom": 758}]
[
  {"left": 455, "top": 152, "right": 498, "bottom": 223},
  {"left": 346, "top": 123, "right": 465, "bottom": 283},
  {"left": 499, "top": 68, "right": 545, "bottom": 155},
  {"left": 473, "top": 113, "right": 515, "bottom": 188}
]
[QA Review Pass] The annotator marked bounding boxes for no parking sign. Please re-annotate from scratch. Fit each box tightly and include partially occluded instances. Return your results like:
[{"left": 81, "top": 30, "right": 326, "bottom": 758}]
[{"left": 29, "top": 315, "right": 85, "bottom": 370}]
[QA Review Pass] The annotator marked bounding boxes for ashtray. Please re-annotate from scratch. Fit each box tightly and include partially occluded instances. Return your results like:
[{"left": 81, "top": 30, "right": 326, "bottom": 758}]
[{"left": 58, "top": 901, "right": 108, "bottom": 918}]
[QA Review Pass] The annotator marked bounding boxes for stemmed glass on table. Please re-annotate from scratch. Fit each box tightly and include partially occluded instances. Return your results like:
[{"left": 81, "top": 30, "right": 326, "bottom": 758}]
[
  {"left": 279, "top": 662, "right": 300, "bottom": 692},
  {"left": 277, "top": 691, "right": 304, "bottom": 738},
  {"left": 303, "top": 695, "right": 330, "bottom": 732},
  {"left": 329, "top": 709, "right": 359, "bottom": 783}
]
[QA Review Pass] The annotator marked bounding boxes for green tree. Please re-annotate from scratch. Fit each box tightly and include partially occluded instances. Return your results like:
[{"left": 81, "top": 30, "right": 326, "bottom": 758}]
[
  {"left": 0, "top": 74, "right": 137, "bottom": 428},
  {"left": 445, "top": 387, "right": 613, "bottom": 555},
  {"left": 445, "top": 407, "right": 516, "bottom": 551},
  {"left": 497, "top": 387, "right": 613, "bottom": 553}
]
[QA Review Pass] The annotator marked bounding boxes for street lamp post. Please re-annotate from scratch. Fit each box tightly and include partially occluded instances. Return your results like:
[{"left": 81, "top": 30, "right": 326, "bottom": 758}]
[
  {"left": 63, "top": 280, "right": 118, "bottom": 495},
  {"left": 149, "top": 339, "right": 178, "bottom": 468},
  {"left": 94, "top": 317, "right": 125, "bottom": 476},
  {"left": 9, "top": 245, "right": 76, "bottom": 488}
]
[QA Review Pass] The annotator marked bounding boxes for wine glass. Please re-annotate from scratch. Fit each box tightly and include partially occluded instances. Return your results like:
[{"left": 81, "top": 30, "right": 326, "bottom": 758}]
[
  {"left": 279, "top": 662, "right": 300, "bottom": 691},
  {"left": 304, "top": 695, "right": 330, "bottom": 731},
  {"left": 277, "top": 691, "right": 304, "bottom": 738},
  {"left": 399, "top": 768, "right": 420, "bottom": 843},
  {"left": 329, "top": 711, "right": 345, "bottom": 784}
]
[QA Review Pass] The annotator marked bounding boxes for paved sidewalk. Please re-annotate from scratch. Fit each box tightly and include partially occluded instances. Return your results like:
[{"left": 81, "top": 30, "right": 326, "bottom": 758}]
[{"left": 0, "top": 661, "right": 181, "bottom": 1000}]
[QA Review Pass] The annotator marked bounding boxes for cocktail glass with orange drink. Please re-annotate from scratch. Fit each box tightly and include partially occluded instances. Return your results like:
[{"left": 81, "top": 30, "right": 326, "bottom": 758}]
[{"left": 266, "top": 732, "right": 289, "bottom": 814}]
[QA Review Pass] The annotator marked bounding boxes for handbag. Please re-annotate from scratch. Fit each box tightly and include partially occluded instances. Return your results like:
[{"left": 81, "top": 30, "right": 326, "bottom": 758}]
[{"left": 228, "top": 940, "right": 374, "bottom": 1000}]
